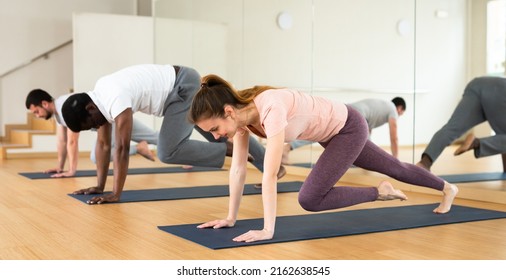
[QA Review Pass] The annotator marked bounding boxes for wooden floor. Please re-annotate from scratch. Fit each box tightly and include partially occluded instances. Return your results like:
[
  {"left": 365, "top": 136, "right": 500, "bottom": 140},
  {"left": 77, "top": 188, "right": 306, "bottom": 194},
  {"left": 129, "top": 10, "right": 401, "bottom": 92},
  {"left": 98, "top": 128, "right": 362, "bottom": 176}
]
[{"left": 1, "top": 145, "right": 506, "bottom": 260}]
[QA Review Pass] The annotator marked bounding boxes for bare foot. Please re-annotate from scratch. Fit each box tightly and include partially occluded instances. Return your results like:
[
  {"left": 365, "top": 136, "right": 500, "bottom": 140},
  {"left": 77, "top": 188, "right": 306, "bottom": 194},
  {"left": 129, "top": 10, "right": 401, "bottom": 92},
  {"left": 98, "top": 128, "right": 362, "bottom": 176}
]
[
  {"left": 182, "top": 165, "right": 193, "bottom": 169},
  {"left": 454, "top": 134, "right": 475, "bottom": 156},
  {"left": 136, "top": 141, "right": 155, "bottom": 161},
  {"left": 277, "top": 165, "right": 287, "bottom": 180},
  {"left": 433, "top": 181, "right": 458, "bottom": 214},
  {"left": 377, "top": 181, "right": 408, "bottom": 201},
  {"left": 226, "top": 141, "right": 255, "bottom": 162},
  {"left": 281, "top": 143, "right": 291, "bottom": 165}
]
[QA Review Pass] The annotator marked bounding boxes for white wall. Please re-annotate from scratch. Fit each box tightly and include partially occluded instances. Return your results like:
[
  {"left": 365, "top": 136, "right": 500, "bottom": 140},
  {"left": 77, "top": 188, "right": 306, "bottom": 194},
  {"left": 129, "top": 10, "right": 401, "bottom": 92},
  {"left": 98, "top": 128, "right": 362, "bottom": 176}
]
[
  {"left": 413, "top": 0, "right": 468, "bottom": 146},
  {"left": 1, "top": 0, "right": 490, "bottom": 155},
  {"left": 154, "top": 17, "right": 228, "bottom": 129},
  {"left": 154, "top": 0, "right": 478, "bottom": 147},
  {"left": 0, "top": 0, "right": 137, "bottom": 136},
  {"left": 72, "top": 13, "right": 155, "bottom": 151},
  {"left": 73, "top": 13, "right": 228, "bottom": 148}
]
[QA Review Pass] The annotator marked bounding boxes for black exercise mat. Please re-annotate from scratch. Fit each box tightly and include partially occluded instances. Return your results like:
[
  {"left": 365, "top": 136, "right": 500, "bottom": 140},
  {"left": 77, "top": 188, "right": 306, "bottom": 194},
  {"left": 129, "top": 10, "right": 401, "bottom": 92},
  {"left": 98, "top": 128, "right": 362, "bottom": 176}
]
[
  {"left": 19, "top": 166, "right": 224, "bottom": 179},
  {"left": 290, "top": 162, "right": 313, "bottom": 168},
  {"left": 439, "top": 172, "right": 506, "bottom": 183},
  {"left": 158, "top": 203, "right": 506, "bottom": 249},
  {"left": 68, "top": 181, "right": 303, "bottom": 204}
]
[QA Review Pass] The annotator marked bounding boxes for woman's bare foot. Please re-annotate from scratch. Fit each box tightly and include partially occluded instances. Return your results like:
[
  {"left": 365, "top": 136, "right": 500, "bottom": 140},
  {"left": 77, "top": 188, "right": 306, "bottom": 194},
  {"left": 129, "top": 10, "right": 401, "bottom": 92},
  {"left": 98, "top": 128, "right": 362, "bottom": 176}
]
[
  {"left": 433, "top": 181, "right": 458, "bottom": 214},
  {"left": 377, "top": 181, "right": 408, "bottom": 201},
  {"left": 136, "top": 141, "right": 155, "bottom": 161}
]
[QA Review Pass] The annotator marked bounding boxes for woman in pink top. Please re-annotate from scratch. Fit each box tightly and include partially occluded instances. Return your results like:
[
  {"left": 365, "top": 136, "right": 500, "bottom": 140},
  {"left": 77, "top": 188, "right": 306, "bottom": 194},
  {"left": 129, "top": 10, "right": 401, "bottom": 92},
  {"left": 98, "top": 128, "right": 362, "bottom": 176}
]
[{"left": 189, "top": 74, "right": 459, "bottom": 243}]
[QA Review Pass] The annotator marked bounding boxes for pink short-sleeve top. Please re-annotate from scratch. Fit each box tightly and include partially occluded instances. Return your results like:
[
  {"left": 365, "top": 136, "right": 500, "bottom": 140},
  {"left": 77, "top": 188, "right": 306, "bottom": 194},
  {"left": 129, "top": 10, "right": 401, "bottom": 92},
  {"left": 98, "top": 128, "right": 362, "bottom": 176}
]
[{"left": 251, "top": 89, "right": 348, "bottom": 142}]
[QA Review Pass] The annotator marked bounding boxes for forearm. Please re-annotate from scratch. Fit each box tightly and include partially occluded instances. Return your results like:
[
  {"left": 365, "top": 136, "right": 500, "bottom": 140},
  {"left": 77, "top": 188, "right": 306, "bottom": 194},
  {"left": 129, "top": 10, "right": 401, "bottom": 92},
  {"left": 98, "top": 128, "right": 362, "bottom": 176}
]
[
  {"left": 56, "top": 145, "right": 67, "bottom": 170},
  {"left": 226, "top": 131, "right": 250, "bottom": 222},
  {"left": 67, "top": 136, "right": 79, "bottom": 173},
  {"left": 388, "top": 120, "right": 399, "bottom": 158},
  {"left": 95, "top": 143, "right": 111, "bottom": 190},
  {"left": 112, "top": 144, "right": 130, "bottom": 197},
  {"left": 226, "top": 164, "right": 247, "bottom": 222},
  {"left": 390, "top": 138, "right": 399, "bottom": 158},
  {"left": 261, "top": 132, "right": 284, "bottom": 233},
  {"left": 56, "top": 131, "right": 67, "bottom": 170},
  {"left": 261, "top": 175, "right": 277, "bottom": 232}
]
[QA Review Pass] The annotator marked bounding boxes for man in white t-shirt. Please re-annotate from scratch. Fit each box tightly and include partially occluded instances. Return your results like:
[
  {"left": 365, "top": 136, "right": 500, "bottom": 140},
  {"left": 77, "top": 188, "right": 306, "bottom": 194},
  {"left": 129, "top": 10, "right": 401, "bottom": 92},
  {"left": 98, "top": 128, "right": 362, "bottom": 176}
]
[
  {"left": 61, "top": 64, "right": 273, "bottom": 204},
  {"left": 25, "top": 89, "right": 158, "bottom": 177}
]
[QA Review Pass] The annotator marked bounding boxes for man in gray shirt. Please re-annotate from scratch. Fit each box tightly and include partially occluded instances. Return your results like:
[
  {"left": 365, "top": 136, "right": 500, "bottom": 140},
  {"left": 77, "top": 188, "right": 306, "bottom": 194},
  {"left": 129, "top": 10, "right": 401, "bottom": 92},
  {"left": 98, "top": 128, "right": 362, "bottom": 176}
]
[
  {"left": 350, "top": 97, "right": 406, "bottom": 158},
  {"left": 282, "top": 97, "right": 406, "bottom": 163},
  {"left": 417, "top": 76, "right": 506, "bottom": 172}
]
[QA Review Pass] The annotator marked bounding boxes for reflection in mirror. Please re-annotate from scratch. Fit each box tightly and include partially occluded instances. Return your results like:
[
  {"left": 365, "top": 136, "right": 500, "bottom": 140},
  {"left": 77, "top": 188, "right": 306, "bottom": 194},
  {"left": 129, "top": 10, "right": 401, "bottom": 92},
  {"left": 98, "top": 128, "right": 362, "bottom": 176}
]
[
  {"left": 153, "top": 0, "right": 418, "bottom": 171},
  {"left": 310, "top": 0, "right": 416, "bottom": 166},
  {"left": 153, "top": 0, "right": 315, "bottom": 168},
  {"left": 414, "top": 0, "right": 506, "bottom": 178}
]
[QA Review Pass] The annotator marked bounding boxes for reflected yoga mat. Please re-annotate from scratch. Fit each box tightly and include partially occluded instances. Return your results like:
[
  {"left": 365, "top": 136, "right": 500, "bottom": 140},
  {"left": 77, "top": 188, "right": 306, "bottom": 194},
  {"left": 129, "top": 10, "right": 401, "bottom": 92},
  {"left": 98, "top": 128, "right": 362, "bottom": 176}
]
[
  {"left": 68, "top": 181, "right": 303, "bottom": 204},
  {"left": 439, "top": 172, "right": 506, "bottom": 183},
  {"left": 290, "top": 163, "right": 313, "bottom": 168},
  {"left": 158, "top": 204, "right": 506, "bottom": 249},
  {"left": 19, "top": 166, "right": 224, "bottom": 179}
]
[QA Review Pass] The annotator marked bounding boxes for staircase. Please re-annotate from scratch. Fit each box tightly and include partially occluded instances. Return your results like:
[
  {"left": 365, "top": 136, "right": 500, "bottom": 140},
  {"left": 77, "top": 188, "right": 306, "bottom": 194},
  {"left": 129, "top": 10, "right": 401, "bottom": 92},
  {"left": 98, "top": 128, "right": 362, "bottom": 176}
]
[{"left": 0, "top": 113, "right": 56, "bottom": 159}]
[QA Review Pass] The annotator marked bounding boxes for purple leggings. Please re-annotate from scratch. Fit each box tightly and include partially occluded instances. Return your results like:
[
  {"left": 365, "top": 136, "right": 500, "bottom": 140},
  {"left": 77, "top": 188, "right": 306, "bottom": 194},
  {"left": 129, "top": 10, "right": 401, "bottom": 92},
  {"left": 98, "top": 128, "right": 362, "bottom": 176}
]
[{"left": 298, "top": 105, "right": 445, "bottom": 212}]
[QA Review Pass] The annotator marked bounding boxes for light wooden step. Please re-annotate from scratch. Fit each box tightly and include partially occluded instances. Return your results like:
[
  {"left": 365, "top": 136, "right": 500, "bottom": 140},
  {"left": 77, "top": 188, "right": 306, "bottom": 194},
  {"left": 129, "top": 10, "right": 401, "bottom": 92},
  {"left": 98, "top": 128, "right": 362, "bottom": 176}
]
[
  {"left": 30, "top": 116, "right": 56, "bottom": 131},
  {"left": 0, "top": 142, "right": 30, "bottom": 159}
]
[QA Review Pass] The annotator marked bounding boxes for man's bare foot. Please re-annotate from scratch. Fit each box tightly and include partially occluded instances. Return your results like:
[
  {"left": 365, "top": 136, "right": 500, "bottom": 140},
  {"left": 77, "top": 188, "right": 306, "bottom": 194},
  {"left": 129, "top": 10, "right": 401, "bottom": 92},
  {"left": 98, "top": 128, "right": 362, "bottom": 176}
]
[
  {"left": 277, "top": 165, "right": 287, "bottom": 180},
  {"left": 433, "top": 181, "right": 458, "bottom": 214},
  {"left": 281, "top": 143, "right": 291, "bottom": 165},
  {"left": 254, "top": 165, "right": 287, "bottom": 189},
  {"left": 377, "top": 181, "right": 408, "bottom": 201},
  {"left": 136, "top": 141, "right": 155, "bottom": 161},
  {"left": 454, "top": 134, "right": 475, "bottom": 156}
]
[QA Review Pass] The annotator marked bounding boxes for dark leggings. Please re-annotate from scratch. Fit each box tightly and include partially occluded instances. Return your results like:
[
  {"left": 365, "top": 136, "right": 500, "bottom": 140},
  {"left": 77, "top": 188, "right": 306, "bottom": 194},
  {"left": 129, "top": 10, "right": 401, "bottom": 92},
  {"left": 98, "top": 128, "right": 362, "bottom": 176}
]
[{"left": 298, "top": 105, "right": 445, "bottom": 212}]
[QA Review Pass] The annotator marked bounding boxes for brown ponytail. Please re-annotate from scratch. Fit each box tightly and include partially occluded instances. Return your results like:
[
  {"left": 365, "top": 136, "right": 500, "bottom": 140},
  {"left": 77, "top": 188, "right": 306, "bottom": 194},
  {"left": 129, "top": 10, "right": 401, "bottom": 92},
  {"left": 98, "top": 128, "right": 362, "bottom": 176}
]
[{"left": 189, "top": 74, "right": 276, "bottom": 124}]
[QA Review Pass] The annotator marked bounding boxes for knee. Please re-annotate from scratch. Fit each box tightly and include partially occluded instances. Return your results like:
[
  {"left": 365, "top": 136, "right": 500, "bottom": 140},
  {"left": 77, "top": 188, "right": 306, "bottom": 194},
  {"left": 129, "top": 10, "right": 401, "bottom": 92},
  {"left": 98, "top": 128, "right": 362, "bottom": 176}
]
[
  {"left": 157, "top": 148, "right": 178, "bottom": 164},
  {"left": 298, "top": 193, "right": 320, "bottom": 212}
]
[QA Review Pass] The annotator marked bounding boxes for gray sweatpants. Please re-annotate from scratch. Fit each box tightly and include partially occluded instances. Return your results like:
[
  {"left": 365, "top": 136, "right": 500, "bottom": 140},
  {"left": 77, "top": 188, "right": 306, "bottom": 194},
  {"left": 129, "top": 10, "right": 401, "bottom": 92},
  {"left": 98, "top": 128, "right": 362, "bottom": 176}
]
[
  {"left": 156, "top": 66, "right": 266, "bottom": 171},
  {"left": 423, "top": 77, "right": 506, "bottom": 162}
]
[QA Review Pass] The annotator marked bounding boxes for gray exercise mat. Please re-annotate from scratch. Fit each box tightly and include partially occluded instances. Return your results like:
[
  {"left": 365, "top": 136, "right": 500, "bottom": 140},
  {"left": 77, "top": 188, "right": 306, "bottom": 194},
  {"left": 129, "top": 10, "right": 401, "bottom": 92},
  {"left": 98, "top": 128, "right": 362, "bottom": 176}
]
[
  {"left": 439, "top": 172, "right": 506, "bottom": 183},
  {"left": 68, "top": 181, "right": 303, "bottom": 204},
  {"left": 158, "top": 204, "right": 506, "bottom": 249},
  {"left": 19, "top": 166, "right": 224, "bottom": 179}
]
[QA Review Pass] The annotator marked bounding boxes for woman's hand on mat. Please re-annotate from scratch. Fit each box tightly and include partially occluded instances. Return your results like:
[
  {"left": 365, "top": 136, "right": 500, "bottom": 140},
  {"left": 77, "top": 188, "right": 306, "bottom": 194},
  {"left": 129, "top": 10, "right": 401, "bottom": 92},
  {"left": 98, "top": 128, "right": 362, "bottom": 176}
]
[
  {"left": 85, "top": 193, "right": 120, "bottom": 205},
  {"left": 232, "top": 229, "right": 274, "bottom": 243},
  {"left": 197, "top": 219, "right": 235, "bottom": 229}
]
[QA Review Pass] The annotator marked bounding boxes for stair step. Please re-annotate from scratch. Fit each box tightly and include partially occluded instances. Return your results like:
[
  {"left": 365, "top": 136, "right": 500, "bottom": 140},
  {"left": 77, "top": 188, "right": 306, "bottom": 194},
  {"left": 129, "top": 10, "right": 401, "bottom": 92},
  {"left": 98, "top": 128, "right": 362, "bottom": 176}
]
[
  {"left": 0, "top": 143, "right": 29, "bottom": 148},
  {"left": 12, "top": 129, "right": 54, "bottom": 134},
  {"left": 31, "top": 117, "right": 55, "bottom": 131},
  {"left": 1, "top": 112, "right": 56, "bottom": 160}
]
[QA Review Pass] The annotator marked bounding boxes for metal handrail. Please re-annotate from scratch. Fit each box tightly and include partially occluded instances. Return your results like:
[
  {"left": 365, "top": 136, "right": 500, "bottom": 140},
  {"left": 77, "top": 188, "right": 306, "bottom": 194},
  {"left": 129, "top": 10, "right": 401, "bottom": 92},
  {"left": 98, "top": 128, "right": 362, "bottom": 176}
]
[{"left": 0, "top": 39, "right": 73, "bottom": 78}]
